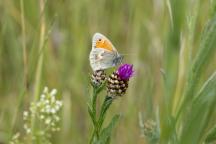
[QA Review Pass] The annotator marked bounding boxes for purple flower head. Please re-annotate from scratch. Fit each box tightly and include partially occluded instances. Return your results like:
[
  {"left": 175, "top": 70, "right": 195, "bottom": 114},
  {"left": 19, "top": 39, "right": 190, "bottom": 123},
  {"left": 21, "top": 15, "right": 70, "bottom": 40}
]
[{"left": 117, "top": 64, "right": 134, "bottom": 80}]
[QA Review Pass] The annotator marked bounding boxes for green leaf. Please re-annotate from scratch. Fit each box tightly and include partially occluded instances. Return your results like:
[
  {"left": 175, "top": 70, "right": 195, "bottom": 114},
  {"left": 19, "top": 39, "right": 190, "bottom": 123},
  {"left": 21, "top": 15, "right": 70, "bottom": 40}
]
[
  {"left": 96, "top": 81, "right": 107, "bottom": 93},
  {"left": 97, "top": 114, "right": 121, "bottom": 144},
  {"left": 177, "top": 13, "right": 216, "bottom": 121},
  {"left": 205, "top": 125, "right": 216, "bottom": 143},
  {"left": 97, "top": 97, "right": 113, "bottom": 132},
  {"left": 180, "top": 71, "right": 216, "bottom": 144},
  {"left": 184, "top": 14, "right": 216, "bottom": 102}
]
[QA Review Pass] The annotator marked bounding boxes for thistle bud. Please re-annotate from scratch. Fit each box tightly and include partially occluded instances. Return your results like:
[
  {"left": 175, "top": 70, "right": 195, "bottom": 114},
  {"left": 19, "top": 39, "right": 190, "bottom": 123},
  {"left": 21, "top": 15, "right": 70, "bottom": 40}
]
[
  {"left": 91, "top": 70, "right": 106, "bottom": 87},
  {"left": 143, "top": 119, "right": 159, "bottom": 142}
]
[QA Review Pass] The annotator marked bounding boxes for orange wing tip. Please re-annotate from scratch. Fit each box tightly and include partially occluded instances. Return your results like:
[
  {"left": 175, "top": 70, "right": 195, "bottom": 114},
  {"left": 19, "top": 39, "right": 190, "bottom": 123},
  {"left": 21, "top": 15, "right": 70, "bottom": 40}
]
[{"left": 95, "top": 39, "right": 113, "bottom": 51}]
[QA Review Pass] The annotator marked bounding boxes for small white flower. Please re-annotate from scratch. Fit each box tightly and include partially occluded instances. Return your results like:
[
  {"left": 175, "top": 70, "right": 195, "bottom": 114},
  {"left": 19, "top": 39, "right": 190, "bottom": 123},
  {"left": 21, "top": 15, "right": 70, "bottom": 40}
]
[
  {"left": 40, "top": 115, "right": 45, "bottom": 119},
  {"left": 26, "top": 128, "right": 31, "bottom": 134},
  {"left": 45, "top": 100, "right": 49, "bottom": 104},
  {"left": 51, "top": 96, "right": 56, "bottom": 103},
  {"left": 30, "top": 106, "right": 35, "bottom": 112},
  {"left": 50, "top": 89, "right": 57, "bottom": 96},
  {"left": 54, "top": 116, "right": 60, "bottom": 121},
  {"left": 43, "top": 86, "right": 49, "bottom": 93},
  {"left": 45, "top": 105, "right": 51, "bottom": 113},
  {"left": 41, "top": 108, "right": 45, "bottom": 113},
  {"left": 23, "top": 111, "right": 28, "bottom": 117},
  {"left": 12, "top": 132, "right": 20, "bottom": 140},
  {"left": 23, "top": 111, "right": 29, "bottom": 120},
  {"left": 36, "top": 102, "right": 41, "bottom": 107},
  {"left": 51, "top": 108, "right": 56, "bottom": 114},
  {"left": 56, "top": 101, "right": 63, "bottom": 107},
  {"left": 55, "top": 105, "right": 60, "bottom": 111},
  {"left": 45, "top": 105, "right": 51, "bottom": 110},
  {"left": 40, "top": 94, "right": 46, "bottom": 99},
  {"left": 45, "top": 118, "right": 51, "bottom": 124}
]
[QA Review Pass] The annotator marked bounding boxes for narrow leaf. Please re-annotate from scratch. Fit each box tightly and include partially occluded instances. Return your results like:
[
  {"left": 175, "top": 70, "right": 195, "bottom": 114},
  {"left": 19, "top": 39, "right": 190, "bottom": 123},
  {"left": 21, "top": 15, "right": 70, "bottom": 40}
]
[
  {"left": 184, "top": 14, "right": 216, "bottom": 103},
  {"left": 97, "top": 97, "right": 113, "bottom": 131},
  {"left": 97, "top": 114, "right": 121, "bottom": 144},
  {"left": 180, "top": 71, "right": 216, "bottom": 144},
  {"left": 205, "top": 125, "right": 216, "bottom": 143}
]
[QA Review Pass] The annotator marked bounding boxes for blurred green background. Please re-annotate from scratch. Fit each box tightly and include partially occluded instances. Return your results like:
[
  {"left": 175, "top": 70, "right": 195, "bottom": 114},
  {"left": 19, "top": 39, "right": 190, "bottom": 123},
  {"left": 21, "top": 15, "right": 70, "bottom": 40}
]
[{"left": 0, "top": 0, "right": 215, "bottom": 143}]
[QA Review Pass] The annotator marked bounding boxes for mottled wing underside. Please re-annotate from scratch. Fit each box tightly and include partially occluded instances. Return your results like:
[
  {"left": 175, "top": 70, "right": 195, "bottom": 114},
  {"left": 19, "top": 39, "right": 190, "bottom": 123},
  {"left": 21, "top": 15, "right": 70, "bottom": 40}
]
[
  {"left": 89, "top": 48, "right": 116, "bottom": 71},
  {"left": 89, "top": 33, "right": 120, "bottom": 71}
]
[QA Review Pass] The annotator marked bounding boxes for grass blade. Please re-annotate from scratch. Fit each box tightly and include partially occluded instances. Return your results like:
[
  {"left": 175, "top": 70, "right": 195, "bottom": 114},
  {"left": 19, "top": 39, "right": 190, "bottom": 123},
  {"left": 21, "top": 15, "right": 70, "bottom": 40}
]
[
  {"left": 177, "top": 13, "right": 216, "bottom": 120},
  {"left": 180, "top": 71, "right": 216, "bottom": 143}
]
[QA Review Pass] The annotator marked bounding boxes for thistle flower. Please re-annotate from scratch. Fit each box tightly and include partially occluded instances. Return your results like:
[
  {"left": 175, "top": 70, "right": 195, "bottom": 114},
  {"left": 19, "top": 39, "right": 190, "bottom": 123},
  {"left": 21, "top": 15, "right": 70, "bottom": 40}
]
[
  {"left": 117, "top": 64, "right": 134, "bottom": 80},
  {"left": 107, "top": 64, "right": 134, "bottom": 97},
  {"left": 91, "top": 70, "right": 106, "bottom": 87}
]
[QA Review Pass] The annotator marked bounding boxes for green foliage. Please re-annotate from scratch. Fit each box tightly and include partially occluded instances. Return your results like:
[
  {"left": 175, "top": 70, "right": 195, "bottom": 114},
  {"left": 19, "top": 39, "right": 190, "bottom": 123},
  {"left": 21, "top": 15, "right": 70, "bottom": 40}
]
[
  {"left": 205, "top": 124, "right": 216, "bottom": 143},
  {"left": 88, "top": 81, "right": 117, "bottom": 144},
  {"left": 98, "top": 114, "right": 120, "bottom": 144},
  {"left": 180, "top": 71, "right": 216, "bottom": 143},
  {"left": 175, "top": 13, "right": 216, "bottom": 144},
  {"left": 184, "top": 13, "right": 216, "bottom": 102}
]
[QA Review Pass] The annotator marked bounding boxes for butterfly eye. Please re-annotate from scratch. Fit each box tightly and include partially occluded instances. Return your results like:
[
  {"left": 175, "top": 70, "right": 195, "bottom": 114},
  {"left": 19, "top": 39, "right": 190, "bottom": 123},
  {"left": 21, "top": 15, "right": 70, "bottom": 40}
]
[{"left": 98, "top": 39, "right": 102, "bottom": 41}]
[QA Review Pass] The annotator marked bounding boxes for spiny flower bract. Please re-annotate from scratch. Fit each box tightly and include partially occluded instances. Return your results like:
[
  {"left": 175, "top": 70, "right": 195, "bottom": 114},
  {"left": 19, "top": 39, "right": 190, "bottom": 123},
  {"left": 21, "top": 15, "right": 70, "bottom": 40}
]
[
  {"left": 107, "top": 64, "right": 134, "bottom": 97},
  {"left": 91, "top": 70, "right": 106, "bottom": 87}
]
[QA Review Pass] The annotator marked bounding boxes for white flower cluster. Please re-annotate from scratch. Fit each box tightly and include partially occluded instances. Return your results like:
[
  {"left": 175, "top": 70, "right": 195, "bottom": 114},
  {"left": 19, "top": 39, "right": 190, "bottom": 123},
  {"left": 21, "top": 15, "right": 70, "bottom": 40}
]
[
  {"left": 10, "top": 133, "right": 23, "bottom": 144},
  {"left": 23, "top": 87, "right": 63, "bottom": 135}
]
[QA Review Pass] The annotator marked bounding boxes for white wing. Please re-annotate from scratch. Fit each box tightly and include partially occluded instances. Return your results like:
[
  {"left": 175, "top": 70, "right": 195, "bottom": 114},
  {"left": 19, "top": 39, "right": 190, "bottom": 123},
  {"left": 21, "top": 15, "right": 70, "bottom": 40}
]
[
  {"left": 90, "top": 33, "right": 120, "bottom": 71},
  {"left": 89, "top": 48, "right": 117, "bottom": 71}
]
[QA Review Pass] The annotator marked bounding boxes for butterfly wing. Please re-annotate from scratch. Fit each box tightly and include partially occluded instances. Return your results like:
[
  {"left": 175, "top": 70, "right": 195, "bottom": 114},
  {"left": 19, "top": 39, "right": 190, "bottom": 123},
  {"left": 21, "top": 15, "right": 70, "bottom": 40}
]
[
  {"left": 89, "top": 48, "right": 117, "bottom": 71},
  {"left": 89, "top": 33, "right": 119, "bottom": 71},
  {"left": 92, "top": 33, "right": 118, "bottom": 52}
]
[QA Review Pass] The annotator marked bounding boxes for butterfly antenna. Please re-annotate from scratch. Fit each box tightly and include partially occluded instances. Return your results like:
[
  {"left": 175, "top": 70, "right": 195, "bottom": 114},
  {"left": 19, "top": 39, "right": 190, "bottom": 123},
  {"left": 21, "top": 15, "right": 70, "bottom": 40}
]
[{"left": 121, "top": 53, "right": 137, "bottom": 56}]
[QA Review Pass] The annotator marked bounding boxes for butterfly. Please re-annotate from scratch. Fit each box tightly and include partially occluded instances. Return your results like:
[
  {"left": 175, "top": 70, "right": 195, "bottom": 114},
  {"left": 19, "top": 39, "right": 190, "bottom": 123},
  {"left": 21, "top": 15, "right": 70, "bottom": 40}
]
[{"left": 89, "top": 33, "right": 123, "bottom": 71}]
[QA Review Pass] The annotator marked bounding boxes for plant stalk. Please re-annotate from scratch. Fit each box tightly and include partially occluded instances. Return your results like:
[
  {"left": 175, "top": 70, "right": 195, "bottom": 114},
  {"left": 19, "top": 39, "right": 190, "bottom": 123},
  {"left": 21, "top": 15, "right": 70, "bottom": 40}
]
[{"left": 31, "top": 0, "right": 46, "bottom": 143}]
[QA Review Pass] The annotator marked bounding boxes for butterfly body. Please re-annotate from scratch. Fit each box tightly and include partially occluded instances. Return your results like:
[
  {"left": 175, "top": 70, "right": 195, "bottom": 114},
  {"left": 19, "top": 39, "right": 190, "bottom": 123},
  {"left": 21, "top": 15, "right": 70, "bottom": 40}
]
[{"left": 89, "top": 33, "right": 123, "bottom": 71}]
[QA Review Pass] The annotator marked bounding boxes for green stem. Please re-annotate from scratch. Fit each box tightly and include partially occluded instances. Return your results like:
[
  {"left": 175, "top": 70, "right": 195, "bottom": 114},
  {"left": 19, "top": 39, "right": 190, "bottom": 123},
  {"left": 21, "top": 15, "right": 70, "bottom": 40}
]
[
  {"left": 89, "top": 82, "right": 111, "bottom": 144},
  {"left": 97, "top": 96, "right": 113, "bottom": 132},
  {"left": 89, "top": 87, "right": 100, "bottom": 144},
  {"left": 31, "top": 0, "right": 46, "bottom": 143},
  {"left": 89, "top": 130, "right": 95, "bottom": 144},
  {"left": 92, "top": 88, "right": 98, "bottom": 120}
]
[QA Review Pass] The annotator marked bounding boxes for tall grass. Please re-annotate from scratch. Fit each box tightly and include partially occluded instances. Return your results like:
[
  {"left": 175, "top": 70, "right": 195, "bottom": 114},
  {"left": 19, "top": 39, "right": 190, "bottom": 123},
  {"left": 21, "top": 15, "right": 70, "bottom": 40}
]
[{"left": 0, "top": 0, "right": 216, "bottom": 144}]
